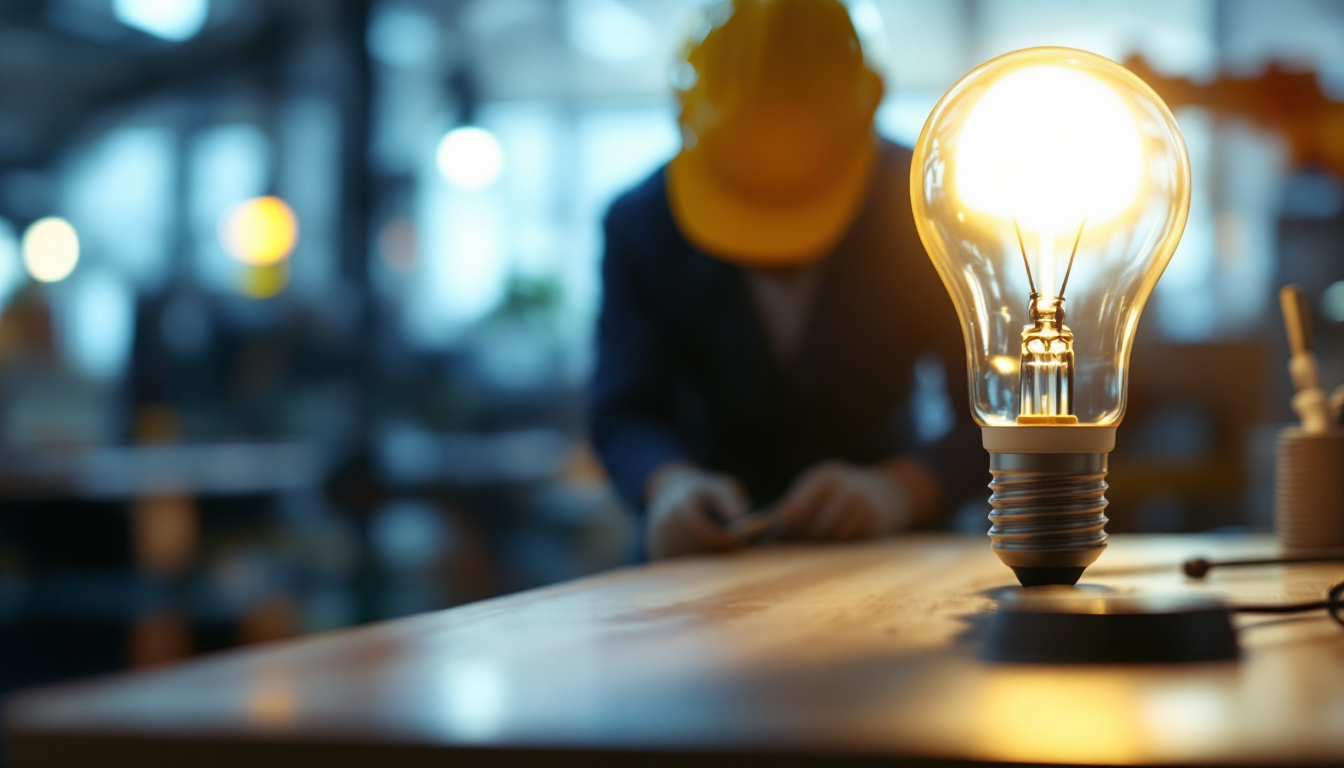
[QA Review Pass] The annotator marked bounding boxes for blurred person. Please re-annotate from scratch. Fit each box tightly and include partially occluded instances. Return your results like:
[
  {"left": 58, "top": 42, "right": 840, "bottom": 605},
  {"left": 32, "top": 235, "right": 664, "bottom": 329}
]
[{"left": 590, "top": 0, "right": 978, "bottom": 559}]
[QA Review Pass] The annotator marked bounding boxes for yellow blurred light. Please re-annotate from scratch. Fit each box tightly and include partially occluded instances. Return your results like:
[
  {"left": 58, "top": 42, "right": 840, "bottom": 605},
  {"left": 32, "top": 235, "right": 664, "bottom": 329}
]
[
  {"left": 22, "top": 216, "right": 80, "bottom": 283},
  {"left": 220, "top": 196, "right": 299, "bottom": 266},
  {"left": 247, "top": 678, "right": 298, "bottom": 724},
  {"left": 974, "top": 670, "right": 1144, "bottom": 764},
  {"left": 955, "top": 65, "right": 1144, "bottom": 234},
  {"left": 989, "top": 355, "right": 1019, "bottom": 375},
  {"left": 240, "top": 263, "right": 289, "bottom": 299}
]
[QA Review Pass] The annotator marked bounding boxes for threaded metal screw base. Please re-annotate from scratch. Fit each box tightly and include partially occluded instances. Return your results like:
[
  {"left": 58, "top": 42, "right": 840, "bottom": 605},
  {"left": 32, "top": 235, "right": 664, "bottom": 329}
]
[{"left": 988, "top": 451, "right": 1109, "bottom": 586}]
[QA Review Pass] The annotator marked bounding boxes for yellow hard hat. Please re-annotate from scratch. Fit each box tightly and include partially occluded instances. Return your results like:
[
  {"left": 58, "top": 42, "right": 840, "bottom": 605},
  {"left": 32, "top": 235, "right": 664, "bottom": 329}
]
[{"left": 668, "top": 0, "right": 886, "bottom": 267}]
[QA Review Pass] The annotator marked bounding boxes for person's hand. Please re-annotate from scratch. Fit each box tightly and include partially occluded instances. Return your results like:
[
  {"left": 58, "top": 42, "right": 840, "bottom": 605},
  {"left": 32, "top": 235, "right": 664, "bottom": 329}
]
[
  {"left": 645, "top": 465, "right": 751, "bottom": 559},
  {"left": 769, "top": 461, "right": 912, "bottom": 542}
]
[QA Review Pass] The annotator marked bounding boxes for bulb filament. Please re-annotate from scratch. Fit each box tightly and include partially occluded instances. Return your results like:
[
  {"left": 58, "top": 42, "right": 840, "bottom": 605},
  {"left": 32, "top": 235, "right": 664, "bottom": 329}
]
[
  {"left": 1013, "top": 218, "right": 1086, "bottom": 425},
  {"left": 1018, "top": 294, "right": 1076, "bottom": 423}
]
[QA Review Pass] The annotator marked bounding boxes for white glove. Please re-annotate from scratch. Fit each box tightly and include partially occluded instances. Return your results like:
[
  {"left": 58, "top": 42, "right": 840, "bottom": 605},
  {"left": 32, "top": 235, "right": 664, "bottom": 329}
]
[{"left": 645, "top": 465, "right": 751, "bottom": 559}]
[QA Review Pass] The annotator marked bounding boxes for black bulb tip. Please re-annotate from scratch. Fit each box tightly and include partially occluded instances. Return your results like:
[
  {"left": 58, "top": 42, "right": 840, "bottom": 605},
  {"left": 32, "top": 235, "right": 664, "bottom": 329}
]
[{"left": 1011, "top": 566, "right": 1087, "bottom": 587}]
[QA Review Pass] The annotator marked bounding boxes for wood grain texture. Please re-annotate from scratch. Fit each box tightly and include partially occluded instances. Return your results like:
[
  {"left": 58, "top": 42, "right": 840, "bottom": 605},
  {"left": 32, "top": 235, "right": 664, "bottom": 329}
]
[{"left": 7, "top": 534, "right": 1344, "bottom": 767}]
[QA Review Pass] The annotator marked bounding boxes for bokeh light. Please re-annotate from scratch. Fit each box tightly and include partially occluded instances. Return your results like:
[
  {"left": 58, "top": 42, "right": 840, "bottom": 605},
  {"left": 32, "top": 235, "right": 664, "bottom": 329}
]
[
  {"left": 1323, "top": 280, "right": 1344, "bottom": 323},
  {"left": 366, "top": 2, "right": 437, "bottom": 69},
  {"left": 240, "top": 263, "right": 290, "bottom": 300},
  {"left": 378, "top": 216, "right": 419, "bottom": 273},
  {"left": 564, "top": 0, "right": 654, "bottom": 63},
  {"left": 112, "top": 0, "right": 210, "bottom": 42},
  {"left": 22, "top": 216, "right": 81, "bottom": 283},
  {"left": 220, "top": 196, "right": 300, "bottom": 266},
  {"left": 0, "top": 218, "right": 23, "bottom": 298},
  {"left": 436, "top": 127, "right": 504, "bottom": 190}
]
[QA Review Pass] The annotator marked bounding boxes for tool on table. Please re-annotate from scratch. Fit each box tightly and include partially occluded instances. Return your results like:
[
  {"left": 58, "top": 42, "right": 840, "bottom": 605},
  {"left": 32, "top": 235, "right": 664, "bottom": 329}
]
[
  {"left": 727, "top": 509, "right": 785, "bottom": 542},
  {"left": 1280, "top": 285, "right": 1333, "bottom": 433},
  {"left": 1275, "top": 285, "right": 1344, "bottom": 553}
]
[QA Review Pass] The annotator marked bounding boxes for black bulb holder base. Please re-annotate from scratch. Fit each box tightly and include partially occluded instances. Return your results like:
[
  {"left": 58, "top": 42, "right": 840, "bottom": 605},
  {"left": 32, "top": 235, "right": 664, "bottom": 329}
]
[{"left": 982, "top": 589, "right": 1241, "bottom": 664}]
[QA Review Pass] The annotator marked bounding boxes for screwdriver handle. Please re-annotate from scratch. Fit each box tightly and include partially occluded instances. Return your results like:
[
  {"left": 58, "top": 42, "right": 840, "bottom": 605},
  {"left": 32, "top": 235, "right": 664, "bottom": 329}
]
[{"left": 1280, "top": 284, "right": 1313, "bottom": 356}]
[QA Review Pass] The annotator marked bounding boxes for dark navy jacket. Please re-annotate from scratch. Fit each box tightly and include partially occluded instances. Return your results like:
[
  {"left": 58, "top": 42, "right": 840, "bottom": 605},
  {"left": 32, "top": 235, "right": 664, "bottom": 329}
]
[{"left": 589, "top": 141, "right": 981, "bottom": 517}]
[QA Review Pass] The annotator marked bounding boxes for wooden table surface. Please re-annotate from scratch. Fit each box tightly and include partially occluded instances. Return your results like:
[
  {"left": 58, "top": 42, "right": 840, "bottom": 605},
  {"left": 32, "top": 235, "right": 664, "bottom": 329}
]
[{"left": 7, "top": 534, "right": 1344, "bottom": 767}]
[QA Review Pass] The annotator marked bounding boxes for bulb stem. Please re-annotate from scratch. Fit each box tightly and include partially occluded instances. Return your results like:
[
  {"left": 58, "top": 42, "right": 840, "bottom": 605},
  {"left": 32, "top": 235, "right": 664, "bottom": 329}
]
[{"left": 1019, "top": 295, "right": 1075, "bottom": 421}]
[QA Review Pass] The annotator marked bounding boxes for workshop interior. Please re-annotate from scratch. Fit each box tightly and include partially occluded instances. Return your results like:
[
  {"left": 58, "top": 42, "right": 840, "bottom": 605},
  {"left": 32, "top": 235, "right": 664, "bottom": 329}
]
[{"left": 1, "top": 0, "right": 1344, "bottom": 764}]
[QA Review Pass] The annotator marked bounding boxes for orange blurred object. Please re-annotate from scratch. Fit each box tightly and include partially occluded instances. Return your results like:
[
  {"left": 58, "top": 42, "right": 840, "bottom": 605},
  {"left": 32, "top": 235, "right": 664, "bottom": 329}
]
[
  {"left": 132, "top": 494, "right": 199, "bottom": 577},
  {"left": 668, "top": 0, "right": 884, "bottom": 267},
  {"left": 134, "top": 404, "right": 182, "bottom": 444},
  {"left": 240, "top": 597, "right": 298, "bottom": 645},
  {"left": 129, "top": 612, "right": 192, "bottom": 668},
  {"left": 1127, "top": 56, "right": 1344, "bottom": 180}
]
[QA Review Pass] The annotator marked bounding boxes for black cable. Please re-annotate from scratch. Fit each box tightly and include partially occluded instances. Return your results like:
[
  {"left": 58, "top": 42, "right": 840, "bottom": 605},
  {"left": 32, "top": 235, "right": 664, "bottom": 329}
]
[
  {"left": 1182, "top": 555, "right": 1344, "bottom": 628},
  {"left": 1184, "top": 554, "right": 1344, "bottom": 579},
  {"left": 1231, "top": 599, "right": 1331, "bottom": 615},
  {"left": 1230, "top": 581, "right": 1344, "bottom": 628}
]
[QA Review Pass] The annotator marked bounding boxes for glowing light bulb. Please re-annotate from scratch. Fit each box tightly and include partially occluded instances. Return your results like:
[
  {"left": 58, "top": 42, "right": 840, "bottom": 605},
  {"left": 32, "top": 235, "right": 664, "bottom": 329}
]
[
  {"left": 220, "top": 196, "right": 299, "bottom": 266},
  {"left": 911, "top": 47, "right": 1191, "bottom": 586},
  {"left": 22, "top": 216, "right": 81, "bottom": 283}
]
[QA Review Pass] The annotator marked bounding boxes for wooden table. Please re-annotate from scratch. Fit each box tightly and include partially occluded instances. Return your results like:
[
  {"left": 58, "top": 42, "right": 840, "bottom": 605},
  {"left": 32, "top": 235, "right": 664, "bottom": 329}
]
[{"left": 7, "top": 534, "right": 1344, "bottom": 767}]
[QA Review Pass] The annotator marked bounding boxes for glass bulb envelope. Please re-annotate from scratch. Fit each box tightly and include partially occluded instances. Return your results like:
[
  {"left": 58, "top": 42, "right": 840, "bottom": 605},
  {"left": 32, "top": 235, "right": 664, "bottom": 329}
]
[{"left": 911, "top": 47, "right": 1190, "bottom": 432}]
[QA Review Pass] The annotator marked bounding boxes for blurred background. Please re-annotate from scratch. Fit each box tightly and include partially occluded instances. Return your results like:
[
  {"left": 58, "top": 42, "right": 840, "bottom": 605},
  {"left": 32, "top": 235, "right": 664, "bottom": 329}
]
[{"left": 0, "top": 0, "right": 1342, "bottom": 710}]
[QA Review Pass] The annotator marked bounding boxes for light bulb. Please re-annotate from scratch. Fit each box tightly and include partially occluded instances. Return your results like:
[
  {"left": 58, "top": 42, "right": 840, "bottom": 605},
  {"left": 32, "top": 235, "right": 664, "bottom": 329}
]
[{"left": 911, "top": 47, "right": 1191, "bottom": 586}]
